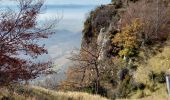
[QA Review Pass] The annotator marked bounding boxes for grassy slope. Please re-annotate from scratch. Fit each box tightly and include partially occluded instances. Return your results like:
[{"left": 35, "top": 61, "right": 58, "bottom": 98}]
[
  {"left": 140, "top": 86, "right": 169, "bottom": 100},
  {"left": 25, "top": 85, "right": 170, "bottom": 100},
  {"left": 0, "top": 85, "right": 109, "bottom": 100},
  {"left": 1, "top": 85, "right": 168, "bottom": 100},
  {"left": 117, "top": 85, "right": 169, "bottom": 100}
]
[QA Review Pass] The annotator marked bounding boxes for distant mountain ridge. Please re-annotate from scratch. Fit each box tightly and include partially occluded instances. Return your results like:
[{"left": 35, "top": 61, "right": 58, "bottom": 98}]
[
  {"left": 47, "top": 4, "right": 98, "bottom": 8},
  {"left": 0, "top": 4, "right": 97, "bottom": 10}
]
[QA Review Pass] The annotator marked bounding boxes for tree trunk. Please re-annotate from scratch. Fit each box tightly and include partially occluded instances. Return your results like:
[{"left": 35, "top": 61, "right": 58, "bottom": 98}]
[{"left": 95, "top": 63, "right": 100, "bottom": 94}]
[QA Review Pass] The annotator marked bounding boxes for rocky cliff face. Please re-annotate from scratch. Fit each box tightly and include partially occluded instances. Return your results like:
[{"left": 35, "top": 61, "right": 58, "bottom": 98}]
[
  {"left": 81, "top": 0, "right": 142, "bottom": 61},
  {"left": 81, "top": 2, "right": 121, "bottom": 61},
  {"left": 81, "top": 4, "right": 118, "bottom": 60},
  {"left": 81, "top": 4, "right": 118, "bottom": 46}
]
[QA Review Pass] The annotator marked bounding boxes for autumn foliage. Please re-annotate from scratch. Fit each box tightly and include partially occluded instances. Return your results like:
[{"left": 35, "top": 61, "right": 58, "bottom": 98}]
[
  {"left": 120, "top": 0, "right": 170, "bottom": 42},
  {"left": 112, "top": 19, "right": 143, "bottom": 57},
  {"left": 0, "top": 0, "right": 55, "bottom": 85}
]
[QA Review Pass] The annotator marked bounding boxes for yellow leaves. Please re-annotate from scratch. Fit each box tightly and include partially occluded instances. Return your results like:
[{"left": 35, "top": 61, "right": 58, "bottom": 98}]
[
  {"left": 118, "top": 48, "right": 135, "bottom": 57},
  {"left": 112, "top": 19, "right": 143, "bottom": 57}
]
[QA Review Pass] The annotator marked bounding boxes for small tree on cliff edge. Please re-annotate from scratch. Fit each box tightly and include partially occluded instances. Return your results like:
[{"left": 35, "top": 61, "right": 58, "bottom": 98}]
[
  {"left": 0, "top": 0, "right": 56, "bottom": 85},
  {"left": 67, "top": 43, "right": 102, "bottom": 94}
]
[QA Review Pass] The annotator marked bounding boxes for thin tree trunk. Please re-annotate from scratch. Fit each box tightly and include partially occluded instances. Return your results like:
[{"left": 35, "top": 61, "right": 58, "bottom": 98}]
[{"left": 95, "top": 63, "right": 100, "bottom": 94}]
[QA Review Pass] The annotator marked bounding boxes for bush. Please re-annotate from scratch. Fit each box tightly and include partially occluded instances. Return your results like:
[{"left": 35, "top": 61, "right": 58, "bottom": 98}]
[
  {"left": 1, "top": 96, "right": 10, "bottom": 100},
  {"left": 82, "top": 84, "right": 107, "bottom": 97},
  {"left": 118, "top": 68, "right": 129, "bottom": 81},
  {"left": 138, "top": 83, "right": 146, "bottom": 90},
  {"left": 115, "top": 75, "right": 134, "bottom": 98},
  {"left": 156, "top": 72, "right": 166, "bottom": 84},
  {"left": 149, "top": 71, "right": 166, "bottom": 84},
  {"left": 15, "top": 86, "right": 25, "bottom": 95},
  {"left": 82, "top": 86, "right": 94, "bottom": 94}
]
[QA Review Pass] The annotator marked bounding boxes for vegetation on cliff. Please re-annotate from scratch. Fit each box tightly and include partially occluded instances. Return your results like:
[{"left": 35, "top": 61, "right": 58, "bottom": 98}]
[{"left": 61, "top": 0, "right": 170, "bottom": 99}]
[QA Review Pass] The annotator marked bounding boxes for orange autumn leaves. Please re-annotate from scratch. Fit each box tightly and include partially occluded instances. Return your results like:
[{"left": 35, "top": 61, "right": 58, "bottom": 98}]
[{"left": 112, "top": 19, "right": 143, "bottom": 57}]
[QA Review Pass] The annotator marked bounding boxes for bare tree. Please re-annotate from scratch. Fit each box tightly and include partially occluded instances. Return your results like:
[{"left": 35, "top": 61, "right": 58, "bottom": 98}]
[
  {"left": 0, "top": 0, "right": 56, "bottom": 85},
  {"left": 68, "top": 44, "right": 101, "bottom": 94},
  {"left": 120, "top": 0, "right": 170, "bottom": 43}
]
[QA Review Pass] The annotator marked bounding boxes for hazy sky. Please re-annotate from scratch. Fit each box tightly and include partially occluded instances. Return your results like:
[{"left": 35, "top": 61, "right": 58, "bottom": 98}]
[
  {"left": 2, "top": 0, "right": 111, "bottom": 5},
  {"left": 45, "top": 0, "right": 111, "bottom": 5}
]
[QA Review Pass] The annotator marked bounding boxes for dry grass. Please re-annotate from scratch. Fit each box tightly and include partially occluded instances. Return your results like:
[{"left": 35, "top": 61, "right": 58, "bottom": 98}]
[
  {"left": 135, "top": 46, "right": 170, "bottom": 85},
  {"left": 31, "top": 86, "right": 109, "bottom": 100},
  {"left": 116, "top": 84, "right": 169, "bottom": 100},
  {"left": 121, "top": 45, "right": 170, "bottom": 100},
  {"left": 0, "top": 85, "right": 109, "bottom": 100},
  {"left": 140, "top": 86, "right": 170, "bottom": 100}
]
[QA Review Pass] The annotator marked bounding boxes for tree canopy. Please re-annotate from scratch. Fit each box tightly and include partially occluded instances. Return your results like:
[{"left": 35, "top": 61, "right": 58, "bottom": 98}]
[{"left": 0, "top": 0, "right": 56, "bottom": 85}]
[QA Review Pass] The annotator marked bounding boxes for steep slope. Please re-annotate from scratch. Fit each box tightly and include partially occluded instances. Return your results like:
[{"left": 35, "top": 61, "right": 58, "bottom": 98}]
[{"left": 75, "top": 0, "right": 170, "bottom": 99}]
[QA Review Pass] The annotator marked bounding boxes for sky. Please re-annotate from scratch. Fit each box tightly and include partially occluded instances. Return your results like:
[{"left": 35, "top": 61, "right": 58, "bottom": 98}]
[
  {"left": 2, "top": 0, "right": 111, "bottom": 5},
  {"left": 45, "top": 0, "right": 111, "bottom": 5}
]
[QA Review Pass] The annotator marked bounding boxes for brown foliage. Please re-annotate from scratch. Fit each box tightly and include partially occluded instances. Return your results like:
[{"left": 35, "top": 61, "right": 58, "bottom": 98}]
[
  {"left": 61, "top": 43, "right": 102, "bottom": 93},
  {"left": 0, "top": 0, "right": 56, "bottom": 85},
  {"left": 120, "top": 0, "right": 170, "bottom": 42},
  {"left": 60, "top": 66, "right": 85, "bottom": 90},
  {"left": 62, "top": 43, "right": 119, "bottom": 94}
]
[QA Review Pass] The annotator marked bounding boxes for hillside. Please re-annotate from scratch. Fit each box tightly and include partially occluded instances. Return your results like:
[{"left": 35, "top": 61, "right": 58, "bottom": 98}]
[
  {"left": 61, "top": 0, "right": 170, "bottom": 99},
  {"left": 0, "top": 84, "right": 169, "bottom": 100},
  {"left": 0, "top": 85, "right": 109, "bottom": 100}
]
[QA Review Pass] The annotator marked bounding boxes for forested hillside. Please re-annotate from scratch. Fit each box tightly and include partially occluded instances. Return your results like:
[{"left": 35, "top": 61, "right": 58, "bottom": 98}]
[{"left": 61, "top": 0, "right": 170, "bottom": 99}]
